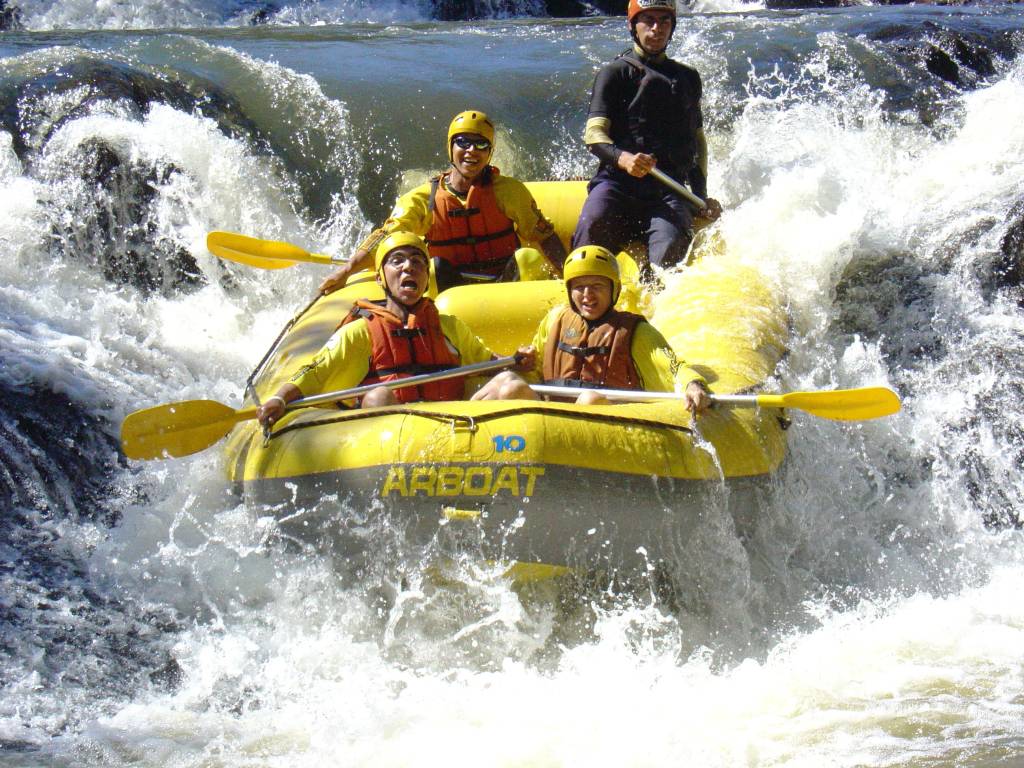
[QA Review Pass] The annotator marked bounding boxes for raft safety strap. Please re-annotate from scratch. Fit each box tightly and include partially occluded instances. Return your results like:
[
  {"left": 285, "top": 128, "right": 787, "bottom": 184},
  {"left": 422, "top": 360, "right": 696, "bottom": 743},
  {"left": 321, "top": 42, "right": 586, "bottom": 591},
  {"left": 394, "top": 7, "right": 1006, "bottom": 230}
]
[
  {"left": 557, "top": 341, "right": 612, "bottom": 358},
  {"left": 267, "top": 404, "right": 694, "bottom": 442},
  {"left": 426, "top": 226, "right": 516, "bottom": 249},
  {"left": 390, "top": 327, "right": 426, "bottom": 339}
]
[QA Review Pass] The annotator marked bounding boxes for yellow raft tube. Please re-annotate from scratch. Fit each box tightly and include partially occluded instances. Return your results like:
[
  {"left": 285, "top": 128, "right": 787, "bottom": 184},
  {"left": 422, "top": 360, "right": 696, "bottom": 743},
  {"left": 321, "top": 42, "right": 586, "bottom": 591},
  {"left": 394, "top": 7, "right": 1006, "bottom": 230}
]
[{"left": 224, "top": 181, "right": 789, "bottom": 574}]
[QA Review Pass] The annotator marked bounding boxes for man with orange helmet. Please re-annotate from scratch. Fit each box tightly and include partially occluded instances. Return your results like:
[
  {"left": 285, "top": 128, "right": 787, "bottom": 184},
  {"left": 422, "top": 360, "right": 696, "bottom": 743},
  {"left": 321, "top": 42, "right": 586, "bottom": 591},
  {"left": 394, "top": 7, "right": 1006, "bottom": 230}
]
[
  {"left": 319, "top": 110, "right": 566, "bottom": 294},
  {"left": 572, "top": 0, "right": 722, "bottom": 272}
]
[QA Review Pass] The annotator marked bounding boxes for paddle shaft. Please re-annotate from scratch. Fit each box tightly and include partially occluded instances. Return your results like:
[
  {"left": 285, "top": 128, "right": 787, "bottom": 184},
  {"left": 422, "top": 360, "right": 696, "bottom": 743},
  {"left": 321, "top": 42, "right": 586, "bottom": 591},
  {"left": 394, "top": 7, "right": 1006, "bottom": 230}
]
[
  {"left": 530, "top": 384, "right": 687, "bottom": 402},
  {"left": 277, "top": 355, "right": 519, "bottom": 412},
  {"left": 648, "top": 167, "right": 706, "bottom": 211}
]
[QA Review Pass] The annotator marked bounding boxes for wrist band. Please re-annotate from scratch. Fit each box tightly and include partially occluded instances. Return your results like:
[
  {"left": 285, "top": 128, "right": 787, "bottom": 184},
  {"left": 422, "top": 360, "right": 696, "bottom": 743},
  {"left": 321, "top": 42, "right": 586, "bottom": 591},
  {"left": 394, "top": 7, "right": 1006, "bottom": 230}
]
[{"left": 265, "top": 396, "right": 287, "bottom": 408}]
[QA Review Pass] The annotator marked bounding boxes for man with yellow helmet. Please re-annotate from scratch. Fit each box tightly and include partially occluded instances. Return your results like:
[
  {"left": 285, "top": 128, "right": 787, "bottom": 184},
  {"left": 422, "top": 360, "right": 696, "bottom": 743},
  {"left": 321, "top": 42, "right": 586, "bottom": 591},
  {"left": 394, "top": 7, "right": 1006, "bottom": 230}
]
[
  {"left": 572, "top": 0, "right": 722, "bottom": 273},
  {"left": 319, "top": 110, "right": 566, "bottom": 294},
  {"left": 257, "top": 232, "right": 521, "bottom": 426},
  {"left": 472, "top": 245, "right": 711, "bottom": 411}
]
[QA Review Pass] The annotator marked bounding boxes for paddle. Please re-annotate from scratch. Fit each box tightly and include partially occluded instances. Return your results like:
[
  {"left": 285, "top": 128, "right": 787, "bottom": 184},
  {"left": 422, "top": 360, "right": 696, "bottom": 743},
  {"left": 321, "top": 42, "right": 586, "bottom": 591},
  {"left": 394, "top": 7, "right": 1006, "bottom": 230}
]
[
  {"left": 122, "top": 356, "right": 520, "bottom": 461},
  {"left": 207, "top": 231, "right": 347, "bottom": 270},
  {"left": 528, "top": 384, "right": 901, "bottom": 421},
  {"left": 648, "top": 167, "right": 706, "bottom": 211}
]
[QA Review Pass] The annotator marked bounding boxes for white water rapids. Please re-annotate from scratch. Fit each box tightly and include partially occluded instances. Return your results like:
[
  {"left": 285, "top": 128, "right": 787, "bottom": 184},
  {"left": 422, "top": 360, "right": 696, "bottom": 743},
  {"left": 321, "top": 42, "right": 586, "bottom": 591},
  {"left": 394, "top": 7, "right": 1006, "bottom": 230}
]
[{"left": 1, "top": 10, "right": 1023, "bottom": 767}]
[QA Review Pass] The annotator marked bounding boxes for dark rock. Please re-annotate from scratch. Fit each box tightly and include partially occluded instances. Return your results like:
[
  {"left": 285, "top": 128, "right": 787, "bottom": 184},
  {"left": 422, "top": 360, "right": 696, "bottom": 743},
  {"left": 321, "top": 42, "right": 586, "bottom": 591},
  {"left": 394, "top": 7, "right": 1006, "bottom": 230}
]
[
  {"left": 0, "top": 384, "right": 123, "bottom": 524},
  {"left": 149, "top": 658, "right": 184, "bottom": 691},
  {"left": 545, "top": 0, "right": 623, "bottom": 15},
  {"left": 431, "top": 0, "right": 622, "bottom": 19},
  {"left": 993, "top": 202, "right": 1024, "bottom": 289},
  {"left": 48, "top": 137, "right": 206, "bottom": 297},
  {"left": 924, "top": 29, "right": 996, "bottom": 86},
  {"left": 0, "top": 0, "right": 22, "bottom": 31},
  {"left": 765, "top": 0, "right": 856, "bottom": 8},
  {"left": 0, "top": 59, "right": 263, "bottom": 163},
  {"left": 248, "top": 7, "right": 272, "bottom": 24}
]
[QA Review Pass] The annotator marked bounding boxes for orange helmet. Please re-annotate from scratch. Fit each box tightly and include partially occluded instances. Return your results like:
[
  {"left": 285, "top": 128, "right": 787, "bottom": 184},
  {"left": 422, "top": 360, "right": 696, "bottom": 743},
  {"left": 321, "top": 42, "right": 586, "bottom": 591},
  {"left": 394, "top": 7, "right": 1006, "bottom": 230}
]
[{"left": 627, "top": 0, "right": 677, "bottom": 23}]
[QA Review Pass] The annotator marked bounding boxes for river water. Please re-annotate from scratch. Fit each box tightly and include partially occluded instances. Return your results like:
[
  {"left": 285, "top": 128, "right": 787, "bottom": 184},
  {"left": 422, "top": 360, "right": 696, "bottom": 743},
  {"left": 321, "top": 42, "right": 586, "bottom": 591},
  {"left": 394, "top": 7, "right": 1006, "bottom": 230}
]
[{"left": 2, "top": 1, "right": 1024, "bottom": 766}]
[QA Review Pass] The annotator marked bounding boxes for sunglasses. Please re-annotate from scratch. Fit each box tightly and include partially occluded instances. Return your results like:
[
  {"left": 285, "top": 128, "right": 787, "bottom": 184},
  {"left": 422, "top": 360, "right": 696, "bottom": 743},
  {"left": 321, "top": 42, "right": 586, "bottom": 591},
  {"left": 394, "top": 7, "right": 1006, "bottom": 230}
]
[
  {"left": 384, "top": 253, "right": 429, "bottom": 270},
  {"left": 452, "top": 135, "right": 492, "bottom": 151}
]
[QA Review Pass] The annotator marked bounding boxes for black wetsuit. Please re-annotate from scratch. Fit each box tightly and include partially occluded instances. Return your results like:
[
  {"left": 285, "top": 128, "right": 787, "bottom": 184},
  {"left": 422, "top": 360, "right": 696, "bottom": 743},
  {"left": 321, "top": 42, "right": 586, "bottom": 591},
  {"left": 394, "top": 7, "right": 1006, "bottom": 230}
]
[{"left": 572, "top": 48, "right": 707, "bottom": 269}]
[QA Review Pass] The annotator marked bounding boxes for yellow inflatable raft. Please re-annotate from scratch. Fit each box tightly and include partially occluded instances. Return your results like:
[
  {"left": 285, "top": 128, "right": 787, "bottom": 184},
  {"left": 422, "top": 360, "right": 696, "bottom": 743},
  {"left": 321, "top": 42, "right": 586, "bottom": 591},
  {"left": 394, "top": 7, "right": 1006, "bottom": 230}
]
[{"left": 223, "top": 181, "right": 789, "bottom": 574}]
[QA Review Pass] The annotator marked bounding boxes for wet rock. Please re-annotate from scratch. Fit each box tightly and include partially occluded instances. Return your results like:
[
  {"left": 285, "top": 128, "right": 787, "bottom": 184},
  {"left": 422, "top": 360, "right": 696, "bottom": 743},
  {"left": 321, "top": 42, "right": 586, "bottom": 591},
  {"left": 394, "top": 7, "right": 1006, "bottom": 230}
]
[
  {"left": 992, "top": 202, "right": 1024, "bottom": 290},
  {"left": 149, "top": 658, "right": 184, "bottom": 691},
  {"left": 923, "top": 29, "right": 996, "bottom": 86},
  {"left": 230, "top": 0, "right": 279, "bottom": 24},
  {"left": 0, "top": 0, "right": 22, "bottom": 31},
  {"left": 834, "top": 249, "right": 944, "bottom": 364},
  {"left": 431, "top": 0, "right": 620, "bottom": 19},
  {"left": 48, "top": 137, "right": 206, "bottom": 297},
  {"left": 764, "top": 0, "right": 856, "bottom": 8},
  {"left": 0, "top": 385, "right": 123, "bottom": 523},
  {"left": 544, "top": 0, "right": 623, "bottom": 15},
  {"left": 0, "top": 59, "right": 263, "bottom": 163}
]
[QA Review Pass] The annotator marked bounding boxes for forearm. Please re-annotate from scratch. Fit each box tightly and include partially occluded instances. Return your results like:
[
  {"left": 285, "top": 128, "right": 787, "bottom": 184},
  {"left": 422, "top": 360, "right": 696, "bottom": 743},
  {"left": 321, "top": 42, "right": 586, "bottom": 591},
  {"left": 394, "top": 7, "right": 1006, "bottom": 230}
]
[
  {"left": 268, "top": 382, "right": 302, "bottom": 405},
  {"left": 584, "top": 116, "right": 622, "bottom": 167},
  {"left": 539, "top": 232, "right": 567, "bottom": 273},
  {"left": 687, "top": 130, "right": 709, "bottom": 199}
]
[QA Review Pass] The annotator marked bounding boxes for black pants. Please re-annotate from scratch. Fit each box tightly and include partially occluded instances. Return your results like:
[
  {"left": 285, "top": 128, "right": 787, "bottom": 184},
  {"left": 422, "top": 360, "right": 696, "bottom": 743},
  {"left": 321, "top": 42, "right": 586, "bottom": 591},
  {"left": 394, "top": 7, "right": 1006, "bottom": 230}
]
[{"left": 571, "top": 168, "right": 695, "bottom": 269}]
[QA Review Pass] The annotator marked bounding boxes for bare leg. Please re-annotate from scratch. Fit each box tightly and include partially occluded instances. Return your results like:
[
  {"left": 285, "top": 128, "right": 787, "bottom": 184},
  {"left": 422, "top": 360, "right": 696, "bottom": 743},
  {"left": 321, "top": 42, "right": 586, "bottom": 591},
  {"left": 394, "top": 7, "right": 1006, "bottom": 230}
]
[
  {"left": 361, "top": 386, "right": 398, "bottom": 408},
  {"left": 574, "top": 389, "right": 609, "bottom": 406},
  {"left": 471, "top": 370, "right": 539, "bottom": 401}
]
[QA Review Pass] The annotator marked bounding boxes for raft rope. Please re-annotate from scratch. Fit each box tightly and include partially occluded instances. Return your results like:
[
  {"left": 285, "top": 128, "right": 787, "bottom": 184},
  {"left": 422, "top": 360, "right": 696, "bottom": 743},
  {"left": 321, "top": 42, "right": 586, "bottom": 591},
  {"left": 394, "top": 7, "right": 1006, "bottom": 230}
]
[
  {"left": 267, "top": 404, "right": 695, "bottom": 441},
  {"left": 243, "top": 293, "right": 323, "bottom": 406}
]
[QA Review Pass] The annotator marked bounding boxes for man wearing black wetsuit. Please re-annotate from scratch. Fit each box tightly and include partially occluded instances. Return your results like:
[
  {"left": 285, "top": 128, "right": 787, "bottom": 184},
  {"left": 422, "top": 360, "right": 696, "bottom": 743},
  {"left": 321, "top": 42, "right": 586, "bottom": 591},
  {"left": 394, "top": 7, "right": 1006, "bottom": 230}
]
[{"left": 572, "top": 0, "right": 722, "bottom": 271}]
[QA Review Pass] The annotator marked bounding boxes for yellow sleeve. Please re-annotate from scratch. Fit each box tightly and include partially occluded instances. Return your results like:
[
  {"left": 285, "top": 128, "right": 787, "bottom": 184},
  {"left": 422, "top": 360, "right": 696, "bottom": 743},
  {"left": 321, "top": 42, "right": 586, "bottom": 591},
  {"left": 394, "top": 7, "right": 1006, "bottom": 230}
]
[
  {"left": 440, "top": 314, "right": 499, "bottom": 397},
  {"left": 492, "top": 175, "right": 557, "bottom": 246},
  {"left": 630, "top": 321, "right": 706, "bottom": 393},
  {"left": 440, "top": 315, "right": 496, "bottom": 366},
  {"left": 584, "top": 116, "right": 613, "bottom": 146},
  {"left": 288, "top": 319, "right": 373, "bottom": 397},
  {"left": 379, "top": 181, "right": 435, "bottom": 237}
]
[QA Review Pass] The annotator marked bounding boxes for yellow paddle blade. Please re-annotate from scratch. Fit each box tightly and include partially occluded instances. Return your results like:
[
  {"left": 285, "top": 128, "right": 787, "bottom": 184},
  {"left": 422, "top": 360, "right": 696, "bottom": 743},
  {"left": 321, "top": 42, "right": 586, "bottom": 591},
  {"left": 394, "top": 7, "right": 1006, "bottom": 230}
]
[
  {"left": 759, "top": 387, "right": 901, "bottom": 421},
  {"left": 120, "top": 400, "right": 256, "bottom": 460},
  {"left": 207, "top": 231, "right": 337, "bottom": 270}
]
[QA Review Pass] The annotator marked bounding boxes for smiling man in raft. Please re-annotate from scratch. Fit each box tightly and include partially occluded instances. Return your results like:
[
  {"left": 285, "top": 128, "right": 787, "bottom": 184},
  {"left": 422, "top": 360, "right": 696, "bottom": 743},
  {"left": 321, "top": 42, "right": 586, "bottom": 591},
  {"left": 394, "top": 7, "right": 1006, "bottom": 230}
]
[
  {"left": 318, "top": 110, "right": 567, "bottom": 294},
  {"left": 474, "top": 244, "right": 712, "bottom": 412}
]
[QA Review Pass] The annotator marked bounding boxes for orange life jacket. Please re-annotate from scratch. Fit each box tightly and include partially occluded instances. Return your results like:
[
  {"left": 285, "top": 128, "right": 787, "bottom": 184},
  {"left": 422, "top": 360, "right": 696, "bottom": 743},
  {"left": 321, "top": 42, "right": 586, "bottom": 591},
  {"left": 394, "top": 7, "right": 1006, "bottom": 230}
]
[
  {"left": 542, "top": 307, "right": 643, "bottom": 390},
  {"left": 341, "top": 299, "right": 463, "bottom": 403},
  {"left": 425, "top": 167, "right": 520, "bottom": 277}
]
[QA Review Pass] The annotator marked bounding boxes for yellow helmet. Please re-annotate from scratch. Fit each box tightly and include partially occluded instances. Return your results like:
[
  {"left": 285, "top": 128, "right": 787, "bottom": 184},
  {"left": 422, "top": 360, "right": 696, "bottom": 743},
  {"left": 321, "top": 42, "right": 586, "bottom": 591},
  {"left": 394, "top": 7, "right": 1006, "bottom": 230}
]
[
  {"left": 374, "top": 231, "right": 428, "bottom": 275},
  {"left": 447, "top": 110, "right": 495, "bottom": 162},
  {"left": 563, "top": 245, "right": 621, "bottom": 304}
]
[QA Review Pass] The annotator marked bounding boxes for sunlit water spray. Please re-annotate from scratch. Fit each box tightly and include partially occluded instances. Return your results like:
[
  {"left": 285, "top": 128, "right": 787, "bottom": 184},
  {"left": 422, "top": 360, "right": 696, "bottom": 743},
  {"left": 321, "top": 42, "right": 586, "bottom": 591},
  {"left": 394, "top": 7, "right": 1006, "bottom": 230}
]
[{"left": 2, "top": 11, "right": 1024, "bottom": 767}]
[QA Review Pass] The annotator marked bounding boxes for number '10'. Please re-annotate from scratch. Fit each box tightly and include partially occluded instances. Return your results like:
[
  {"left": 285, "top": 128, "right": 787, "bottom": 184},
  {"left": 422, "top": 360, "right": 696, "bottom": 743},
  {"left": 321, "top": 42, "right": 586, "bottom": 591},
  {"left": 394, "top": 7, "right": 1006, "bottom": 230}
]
[{"left": 492, "top": 435, "right": 526, "bottom": 452}]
